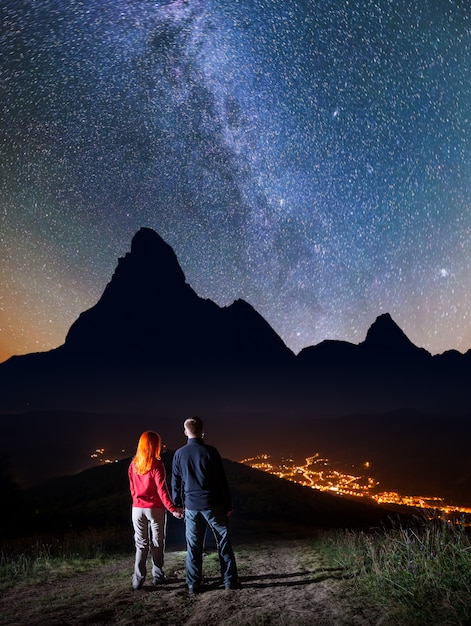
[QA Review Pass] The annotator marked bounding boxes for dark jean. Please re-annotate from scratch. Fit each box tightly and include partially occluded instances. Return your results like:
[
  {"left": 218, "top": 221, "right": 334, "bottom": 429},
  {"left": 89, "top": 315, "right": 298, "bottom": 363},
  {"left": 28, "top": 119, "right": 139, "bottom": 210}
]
[{"left": 184, "top": 505, "right": 238, "bottom": 588}]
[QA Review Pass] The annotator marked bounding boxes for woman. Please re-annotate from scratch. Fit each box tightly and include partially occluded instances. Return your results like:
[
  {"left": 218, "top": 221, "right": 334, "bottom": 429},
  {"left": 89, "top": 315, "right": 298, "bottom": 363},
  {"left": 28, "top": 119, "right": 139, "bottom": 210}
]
[{"left": 128, "top": 431, "right": 183, "bottom": 590}]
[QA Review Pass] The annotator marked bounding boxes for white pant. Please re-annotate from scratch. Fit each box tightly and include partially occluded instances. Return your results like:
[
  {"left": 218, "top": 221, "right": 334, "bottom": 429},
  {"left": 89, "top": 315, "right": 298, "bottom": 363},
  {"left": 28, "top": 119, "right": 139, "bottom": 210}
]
[{"left": 131, "top": 507, "right": 167, "bottom": 588}]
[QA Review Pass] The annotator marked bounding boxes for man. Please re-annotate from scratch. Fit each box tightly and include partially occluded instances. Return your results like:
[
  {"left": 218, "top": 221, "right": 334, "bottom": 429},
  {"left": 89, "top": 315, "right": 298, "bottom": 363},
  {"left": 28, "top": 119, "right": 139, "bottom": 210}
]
[{"left": 171, "top": 416, "right": 240, "bottom": 594}]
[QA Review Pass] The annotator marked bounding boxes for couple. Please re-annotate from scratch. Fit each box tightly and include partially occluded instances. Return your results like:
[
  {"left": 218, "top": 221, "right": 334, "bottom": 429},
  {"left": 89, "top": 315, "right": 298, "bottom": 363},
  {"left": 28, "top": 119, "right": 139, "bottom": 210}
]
[{"left": 128, "top": 416, "right": 239, "bottom": 593}]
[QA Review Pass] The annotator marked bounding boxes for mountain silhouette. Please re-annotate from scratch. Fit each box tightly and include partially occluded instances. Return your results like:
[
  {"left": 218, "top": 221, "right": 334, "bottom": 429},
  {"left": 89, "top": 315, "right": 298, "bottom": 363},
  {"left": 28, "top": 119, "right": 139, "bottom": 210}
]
[
  {"left": 62, "top": 227, "right": 293, "bottom": 368},
  {"left": 298, "top": 313, "right": 430, "bottom": 369},
  {"left": 0, "top": 227, "right": 470, "bottom": 422},
  {"left": 0, "top": 228, "right": 296, "bottom": 414},
  {"left": 361, "top": 313, "right": 430, "bottom": 360}
]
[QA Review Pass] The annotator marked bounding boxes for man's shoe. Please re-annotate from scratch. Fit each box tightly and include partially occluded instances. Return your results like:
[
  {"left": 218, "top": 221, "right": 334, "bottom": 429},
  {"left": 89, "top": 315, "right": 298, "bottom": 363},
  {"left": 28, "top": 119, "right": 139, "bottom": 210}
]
[
  {"left": 225, "top": 580, "right": 242, "bottom": 590},
  {"left": 188, "top": 584, "right": 200, "bottom": 595}
]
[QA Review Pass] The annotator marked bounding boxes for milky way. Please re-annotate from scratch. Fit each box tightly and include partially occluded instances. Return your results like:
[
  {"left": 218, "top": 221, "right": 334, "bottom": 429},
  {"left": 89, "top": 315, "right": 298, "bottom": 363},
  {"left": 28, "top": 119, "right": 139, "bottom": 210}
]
[{"left": 1, "top": 0, "right": 470, "bottom": 362}]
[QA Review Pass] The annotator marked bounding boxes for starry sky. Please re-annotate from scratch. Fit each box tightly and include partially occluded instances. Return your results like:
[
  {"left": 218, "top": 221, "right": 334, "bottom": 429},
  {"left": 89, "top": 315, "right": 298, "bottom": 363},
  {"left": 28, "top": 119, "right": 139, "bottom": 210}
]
[{"left": 1, "top": 0, "right": 470, "bottom": 364}]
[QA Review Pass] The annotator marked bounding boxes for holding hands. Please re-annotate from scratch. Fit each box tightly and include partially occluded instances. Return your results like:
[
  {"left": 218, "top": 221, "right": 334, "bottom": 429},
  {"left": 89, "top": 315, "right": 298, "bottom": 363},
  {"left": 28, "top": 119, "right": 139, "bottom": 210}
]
[{"left": 172, "top": 507, "right": 184, "bottom": 519}]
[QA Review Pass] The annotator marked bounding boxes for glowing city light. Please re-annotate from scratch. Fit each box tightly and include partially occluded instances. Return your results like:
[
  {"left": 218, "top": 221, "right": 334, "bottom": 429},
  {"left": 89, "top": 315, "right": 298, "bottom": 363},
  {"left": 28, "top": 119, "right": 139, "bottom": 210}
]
[{"left": 239, "top": 453, "right": 471, "bottom": 523}]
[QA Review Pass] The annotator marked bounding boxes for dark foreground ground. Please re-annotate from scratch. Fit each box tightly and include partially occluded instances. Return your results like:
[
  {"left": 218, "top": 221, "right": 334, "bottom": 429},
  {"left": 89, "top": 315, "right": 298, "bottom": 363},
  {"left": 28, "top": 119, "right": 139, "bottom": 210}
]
[{"left": 0, "top": 538, "right": 381, "bottom": 626}]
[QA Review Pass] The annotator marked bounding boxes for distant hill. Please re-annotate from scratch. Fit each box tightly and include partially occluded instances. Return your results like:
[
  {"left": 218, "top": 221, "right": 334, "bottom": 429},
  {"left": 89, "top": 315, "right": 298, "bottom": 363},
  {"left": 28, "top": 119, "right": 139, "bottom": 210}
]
[
  {"left": 1, "top": 408, "right": 470, "bottom": 505},
  {"left": 4, "top": 452, "right": 410, "bottom": 543},
  {"left": 1, "top": 228, "right": 470, "bottom": 503}
]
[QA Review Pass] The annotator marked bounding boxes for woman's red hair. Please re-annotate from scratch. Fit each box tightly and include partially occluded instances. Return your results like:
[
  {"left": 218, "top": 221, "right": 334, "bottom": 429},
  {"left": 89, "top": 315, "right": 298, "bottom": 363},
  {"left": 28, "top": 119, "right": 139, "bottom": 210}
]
[{"left": 134, "top": 431, "right": 162, "bottom": 475}]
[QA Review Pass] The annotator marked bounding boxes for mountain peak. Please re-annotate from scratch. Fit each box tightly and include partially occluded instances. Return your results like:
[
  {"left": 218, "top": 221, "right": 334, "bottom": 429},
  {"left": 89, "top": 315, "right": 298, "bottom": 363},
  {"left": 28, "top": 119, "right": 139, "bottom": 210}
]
[
  {"left": 127, "top": 227, "right": 186, "bottom": 286},
  {"left": 131, "top": 226, "right": 169, "bottom": 254},
  {"left": 362, "top": 313, "right": 423, "bottom": 355},
  {"left": 61, "top": 228, "right": 292, "bottom": 366},
  {"left": 63, "top": 227, "right": 188, "bottom": 352}
]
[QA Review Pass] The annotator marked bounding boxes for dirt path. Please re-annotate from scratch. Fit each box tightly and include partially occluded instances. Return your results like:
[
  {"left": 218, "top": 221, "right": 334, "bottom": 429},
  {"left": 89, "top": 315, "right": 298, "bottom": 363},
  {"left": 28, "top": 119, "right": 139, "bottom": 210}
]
[{"left": 0, "top": 540, "right": 381, "bottom": 625}]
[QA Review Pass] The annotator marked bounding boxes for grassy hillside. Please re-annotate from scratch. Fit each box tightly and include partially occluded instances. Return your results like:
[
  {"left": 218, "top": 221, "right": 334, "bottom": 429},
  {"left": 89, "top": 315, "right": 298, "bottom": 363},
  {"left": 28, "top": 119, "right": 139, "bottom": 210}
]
[{"left": 2, "top": 451, "right": 409, "bottom": 546}]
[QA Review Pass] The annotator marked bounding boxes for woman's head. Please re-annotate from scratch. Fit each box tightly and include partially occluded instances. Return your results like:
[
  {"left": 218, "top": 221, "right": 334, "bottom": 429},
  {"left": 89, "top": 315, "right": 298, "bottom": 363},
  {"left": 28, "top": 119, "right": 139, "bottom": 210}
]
[{"left": 134, "top": 431, "right": 162, "bottom": 474}]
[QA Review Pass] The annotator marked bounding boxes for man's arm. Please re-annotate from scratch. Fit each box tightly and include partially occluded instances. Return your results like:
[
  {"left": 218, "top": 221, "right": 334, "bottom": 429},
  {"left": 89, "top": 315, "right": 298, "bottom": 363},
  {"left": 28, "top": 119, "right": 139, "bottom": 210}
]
[
  {"left": 171, "top": 452, "right": 183, "bottom": 508},
  {"left": 211, "top": 448, "right": 232, "bottom": 513}
]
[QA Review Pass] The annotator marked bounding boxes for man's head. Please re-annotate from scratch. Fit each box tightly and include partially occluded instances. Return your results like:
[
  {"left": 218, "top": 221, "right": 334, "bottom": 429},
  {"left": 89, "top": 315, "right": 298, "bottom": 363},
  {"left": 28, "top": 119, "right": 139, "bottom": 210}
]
[{"left": 184, "top": 416, "right": 204, "bottom": 438}]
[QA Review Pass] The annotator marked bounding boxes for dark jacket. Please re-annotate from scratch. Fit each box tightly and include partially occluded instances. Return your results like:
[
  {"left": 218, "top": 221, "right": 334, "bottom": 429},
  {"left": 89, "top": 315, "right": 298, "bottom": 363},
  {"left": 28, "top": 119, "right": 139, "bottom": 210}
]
[{"left": 171, "top": 438, "right": 232, "bottom": 512}]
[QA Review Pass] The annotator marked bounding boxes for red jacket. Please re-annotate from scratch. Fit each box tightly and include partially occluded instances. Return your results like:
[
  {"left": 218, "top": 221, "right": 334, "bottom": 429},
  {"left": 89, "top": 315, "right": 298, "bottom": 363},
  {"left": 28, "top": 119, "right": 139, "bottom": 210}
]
[{"left": 128, "top": 458, "right": 178, "bottom": 512}]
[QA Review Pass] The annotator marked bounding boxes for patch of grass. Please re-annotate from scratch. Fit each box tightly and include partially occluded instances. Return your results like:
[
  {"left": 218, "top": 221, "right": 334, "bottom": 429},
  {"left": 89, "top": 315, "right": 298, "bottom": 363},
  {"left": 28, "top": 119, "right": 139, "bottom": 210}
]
[
  {"left": 314, "top": 517, "right": 471, "bottom": 625},
  {"left": 0, "top": 525, "right": 130, "bottom": 591}
]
